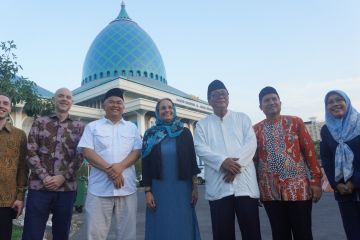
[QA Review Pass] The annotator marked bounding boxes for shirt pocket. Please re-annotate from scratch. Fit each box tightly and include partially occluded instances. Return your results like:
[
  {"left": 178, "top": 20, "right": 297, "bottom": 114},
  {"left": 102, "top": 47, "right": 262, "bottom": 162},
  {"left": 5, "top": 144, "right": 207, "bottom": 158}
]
[
  {"left": 94, "top": 133, "right": 111, "bottom": 152},
  {"left": 119, "top": 132, "right": 135, "bottom": 153}
]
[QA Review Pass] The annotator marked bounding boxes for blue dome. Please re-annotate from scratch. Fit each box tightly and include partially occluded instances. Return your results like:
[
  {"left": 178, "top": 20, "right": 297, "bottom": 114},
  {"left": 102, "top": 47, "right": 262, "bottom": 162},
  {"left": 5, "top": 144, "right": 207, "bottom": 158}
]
[{"left": 82, "top": 3, "right": 167, "bottom": 86}]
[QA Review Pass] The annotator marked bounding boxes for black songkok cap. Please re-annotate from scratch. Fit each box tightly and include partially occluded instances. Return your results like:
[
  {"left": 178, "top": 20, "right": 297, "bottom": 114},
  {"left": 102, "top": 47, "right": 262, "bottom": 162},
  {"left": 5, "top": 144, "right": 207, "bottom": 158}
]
[
  {"left": 104, "top": 88, "right": 124, "bottom": 101},
  {"left": 259, "top": 86, "right": 279, "bottom": 104},
  {"left": 207, "top": 80, "right": 228, "bottom": 99}
]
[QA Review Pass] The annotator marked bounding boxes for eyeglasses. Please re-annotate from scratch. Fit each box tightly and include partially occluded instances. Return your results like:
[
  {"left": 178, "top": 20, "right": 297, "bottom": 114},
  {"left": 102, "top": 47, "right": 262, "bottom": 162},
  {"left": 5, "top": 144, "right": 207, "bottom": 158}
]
[
  {"left": 210, "top": 90, "right": 229, "bottom": 99},
  {"left": 327, "top": 97, "right": 345, "bottom": 106}
]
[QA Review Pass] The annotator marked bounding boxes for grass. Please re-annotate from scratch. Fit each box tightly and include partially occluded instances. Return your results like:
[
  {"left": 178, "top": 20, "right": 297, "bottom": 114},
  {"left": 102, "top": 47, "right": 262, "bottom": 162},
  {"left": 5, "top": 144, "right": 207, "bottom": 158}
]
[{"left": 11, "top": 226, "right": 22, "bottom": 240}]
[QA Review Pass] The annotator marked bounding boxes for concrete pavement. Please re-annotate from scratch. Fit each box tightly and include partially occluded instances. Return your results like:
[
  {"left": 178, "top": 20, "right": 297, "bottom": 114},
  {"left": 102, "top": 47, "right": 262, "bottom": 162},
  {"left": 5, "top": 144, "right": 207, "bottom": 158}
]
[{"left": 71, "top": 186, "right": 346, "bottom": 240}]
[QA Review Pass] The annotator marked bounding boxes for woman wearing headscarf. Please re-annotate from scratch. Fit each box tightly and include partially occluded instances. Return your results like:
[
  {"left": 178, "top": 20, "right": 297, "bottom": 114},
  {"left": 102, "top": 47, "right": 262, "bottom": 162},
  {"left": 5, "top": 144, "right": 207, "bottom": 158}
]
[
  {"left": 320, "top": 90, "right": 360, "bottom": 240},
  {"left": 142, "top": 98, "right": 201, "bottom": 240}
]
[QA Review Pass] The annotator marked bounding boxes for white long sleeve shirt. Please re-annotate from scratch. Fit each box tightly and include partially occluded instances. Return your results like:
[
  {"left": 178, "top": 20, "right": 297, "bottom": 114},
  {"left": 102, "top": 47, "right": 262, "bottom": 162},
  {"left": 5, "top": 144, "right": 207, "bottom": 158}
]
[{"left": 194, "top": 110, "right": 259, "bottom": 200}]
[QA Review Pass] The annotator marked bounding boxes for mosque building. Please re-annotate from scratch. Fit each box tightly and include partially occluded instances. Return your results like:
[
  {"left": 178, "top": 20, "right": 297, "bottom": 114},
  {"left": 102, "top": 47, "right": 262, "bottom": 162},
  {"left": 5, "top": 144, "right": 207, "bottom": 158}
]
[{"left": 10, "top": 2, "right": 212, "bottom": 137}]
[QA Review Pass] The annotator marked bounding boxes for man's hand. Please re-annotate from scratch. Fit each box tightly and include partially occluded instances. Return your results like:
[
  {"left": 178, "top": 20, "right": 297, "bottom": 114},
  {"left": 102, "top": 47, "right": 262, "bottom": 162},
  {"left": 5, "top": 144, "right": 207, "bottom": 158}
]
[
  {"left": 310, "top": 185, "right": 322, "bottom": 203},
  {"left": 145, "top": 192, "right": 156, "bottom": 209},
  {"left": 44, "top": 175, "right": 65, "bottom": 191},
  {"left": 12, "top": 200, "right": 24, "bottom": 218},
  {"left": 221, "top": 158, "right": 241, "bottom": 175},
  {"left": 112, "top": 175, "right": 124, "bottom": 189},
  {"left": 105, "top": 163, "right": 125, "bottom": 188},
  {"left": 223, "top": 172, "right": 236, "bottom": 183},
  {"left": 106, "top": 163, "right": 125, "bottom": 180}
]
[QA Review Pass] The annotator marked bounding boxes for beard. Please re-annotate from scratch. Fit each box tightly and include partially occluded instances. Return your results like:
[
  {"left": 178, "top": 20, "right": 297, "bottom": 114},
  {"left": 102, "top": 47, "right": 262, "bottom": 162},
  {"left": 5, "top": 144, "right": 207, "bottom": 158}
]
[{"left": 0, "top": 113, "right": 9, "bottom": 120}]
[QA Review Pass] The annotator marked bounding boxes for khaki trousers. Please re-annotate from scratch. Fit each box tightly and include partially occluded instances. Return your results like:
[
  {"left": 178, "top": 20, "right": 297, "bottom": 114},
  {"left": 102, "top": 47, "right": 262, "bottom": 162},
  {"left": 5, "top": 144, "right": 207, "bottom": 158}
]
[{"left": 85, "top": 192, "right": 137, "bottom": 240}]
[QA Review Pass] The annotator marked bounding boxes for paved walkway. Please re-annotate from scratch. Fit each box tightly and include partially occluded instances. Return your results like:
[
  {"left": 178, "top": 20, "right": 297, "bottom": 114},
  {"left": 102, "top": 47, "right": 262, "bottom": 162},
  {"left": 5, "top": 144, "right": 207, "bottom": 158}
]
[{"left": 70, "top": 186, "right": 346, "bottom": 240}]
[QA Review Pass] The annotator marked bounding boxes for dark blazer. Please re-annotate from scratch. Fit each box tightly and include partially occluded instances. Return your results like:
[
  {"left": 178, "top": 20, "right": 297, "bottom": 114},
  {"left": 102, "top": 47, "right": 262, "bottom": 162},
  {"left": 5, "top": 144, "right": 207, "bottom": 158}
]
[
  {"left": 142, "top": 128, "right": 200, "bottom": 187},
  {"left": 320, "top": 125, "right": 360, "bottom": 201}
]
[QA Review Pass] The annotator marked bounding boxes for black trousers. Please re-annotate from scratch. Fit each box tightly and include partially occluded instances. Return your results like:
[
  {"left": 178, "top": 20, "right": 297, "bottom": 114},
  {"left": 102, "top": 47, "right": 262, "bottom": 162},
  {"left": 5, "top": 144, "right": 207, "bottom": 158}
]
[
  {"left": 0, "top": 207, "right": 14, "bottom": 240},
  {"left": 209, "top": 195, "right": 262, "bottom": 240},
  {"left": 338, "top": 200, "right": 360, "bottom": 240},
  {"left": 263, "top": 200, "right": 313, "bottom": 240}
]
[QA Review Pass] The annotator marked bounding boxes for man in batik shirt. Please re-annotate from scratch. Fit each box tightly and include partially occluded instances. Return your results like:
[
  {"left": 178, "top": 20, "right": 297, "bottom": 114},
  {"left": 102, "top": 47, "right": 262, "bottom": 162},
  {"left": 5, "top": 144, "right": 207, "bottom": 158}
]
[
  {"left": 254, "top": 86, "right": 322, "bottom": 240},
  {"left": 0, "top": 92, "right": 28, "bottom": 240},
  {"left": 22, "top": 88, "right": 84, "bottom": 240}
]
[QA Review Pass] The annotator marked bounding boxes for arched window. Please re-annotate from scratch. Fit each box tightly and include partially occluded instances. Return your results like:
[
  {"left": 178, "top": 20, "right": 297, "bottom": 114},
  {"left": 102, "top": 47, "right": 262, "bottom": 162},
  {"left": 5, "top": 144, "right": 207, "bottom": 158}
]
[
  {"left": 155, "top": 74, "right": 158, "bottom": 80},
  {"left": 144, "top": 71, "right": 148, "bottom": 77},
  {"left": 137, "top": 70, "right": 141, "bottom": 76},
  {"left": 94, "top": 74, "right": 97, "bottom": 80},
  {"left": 100, "top": 72, "right": 103, "bottom": 78},
  {"left": 150, "top": 73, "right": 154, "bottom": 79},
  {"left": 114, "top": 70, "right": 118, "bottom": 76},
  {"left": 129, "top": 70, "right": 133, "bottom": 76},
  {"left": 160, "top": 76, "right": 163, "bottom": 81},
  {"left": 122, "top": 70, "right": 126, "bottom": 76},
  {"left": 89, "top": 76, "right": 92, "bottom": 81},
  {"left": 107, "top": 71, "right": 110, "bottom": 77}
]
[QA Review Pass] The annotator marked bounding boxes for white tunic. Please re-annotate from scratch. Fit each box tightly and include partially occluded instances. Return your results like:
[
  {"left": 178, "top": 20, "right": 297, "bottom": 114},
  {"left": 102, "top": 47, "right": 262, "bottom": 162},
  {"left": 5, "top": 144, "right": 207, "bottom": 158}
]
[
  {"left": 194, "top": 110, "right": 259, "bottom": 200},
  {"left": 78, "top": 118, "right": 142, "bottom": 197}
]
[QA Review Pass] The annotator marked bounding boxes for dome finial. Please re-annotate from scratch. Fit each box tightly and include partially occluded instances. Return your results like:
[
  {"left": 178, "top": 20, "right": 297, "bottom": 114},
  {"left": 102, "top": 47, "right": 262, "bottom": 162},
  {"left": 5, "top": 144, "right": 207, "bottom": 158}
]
[{"left": 117, "top": 1, "right": 131, "bottom": 20}]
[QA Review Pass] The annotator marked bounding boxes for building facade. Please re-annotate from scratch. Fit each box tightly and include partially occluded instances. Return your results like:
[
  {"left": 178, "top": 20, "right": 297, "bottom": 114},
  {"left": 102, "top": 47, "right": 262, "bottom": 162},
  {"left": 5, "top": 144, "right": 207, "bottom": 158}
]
[{"left": 304, "top": 117, "right": 324, "bottom": 142}]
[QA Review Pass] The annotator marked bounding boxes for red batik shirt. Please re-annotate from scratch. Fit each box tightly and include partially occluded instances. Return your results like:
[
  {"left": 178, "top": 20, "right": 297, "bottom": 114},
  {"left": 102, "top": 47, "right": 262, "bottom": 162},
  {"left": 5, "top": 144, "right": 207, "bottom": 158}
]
[{"left": 254, "top": 115, "right": 322, "bottom": 201}]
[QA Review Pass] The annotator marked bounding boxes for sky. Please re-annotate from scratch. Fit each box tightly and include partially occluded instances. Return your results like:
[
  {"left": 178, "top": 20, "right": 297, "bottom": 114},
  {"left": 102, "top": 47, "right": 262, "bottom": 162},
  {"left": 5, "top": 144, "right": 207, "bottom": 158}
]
[{"left": 1, "top": 0, "right": 359, "bottom": 123}]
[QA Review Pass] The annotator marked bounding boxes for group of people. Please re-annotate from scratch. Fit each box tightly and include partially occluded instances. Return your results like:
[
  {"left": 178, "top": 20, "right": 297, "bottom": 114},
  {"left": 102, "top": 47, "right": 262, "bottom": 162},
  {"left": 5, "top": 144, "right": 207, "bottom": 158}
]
[{"left": 0, "top": 80, "right": 359, "bottom": 240}]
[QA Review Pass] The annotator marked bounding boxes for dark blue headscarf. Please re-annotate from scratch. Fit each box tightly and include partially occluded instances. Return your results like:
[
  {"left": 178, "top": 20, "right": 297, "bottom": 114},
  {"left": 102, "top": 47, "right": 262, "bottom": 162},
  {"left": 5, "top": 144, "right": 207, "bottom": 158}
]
[
  {"left": 325, "top": 90, "right": 360, "bottom": 182},
  {"left": 142, "top": 100, "right": 184, "bottom": 158}
]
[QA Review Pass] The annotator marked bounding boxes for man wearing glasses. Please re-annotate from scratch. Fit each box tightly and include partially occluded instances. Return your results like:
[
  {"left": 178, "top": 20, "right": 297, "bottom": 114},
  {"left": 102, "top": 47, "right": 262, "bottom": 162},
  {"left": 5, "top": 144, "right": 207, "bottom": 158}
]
[{"left": 194, "top": 80, "right": 261, "bottom": 240}]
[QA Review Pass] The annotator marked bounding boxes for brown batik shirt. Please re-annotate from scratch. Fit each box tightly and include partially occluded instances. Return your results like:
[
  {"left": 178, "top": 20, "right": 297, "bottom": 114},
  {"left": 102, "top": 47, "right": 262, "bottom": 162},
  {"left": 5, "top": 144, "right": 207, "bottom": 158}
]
[
  {"left": 0, "top": 123, "right": 28, "bottom": 207},
  {"left": 27, "top": 114, "right": 84, "bottom": 191}
]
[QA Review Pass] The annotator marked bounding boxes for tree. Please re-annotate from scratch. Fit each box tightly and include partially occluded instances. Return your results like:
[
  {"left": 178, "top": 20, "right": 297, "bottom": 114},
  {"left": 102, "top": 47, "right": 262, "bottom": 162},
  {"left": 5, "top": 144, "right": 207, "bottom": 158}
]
[{"left": 0, "top": 40, "right": 53, "bottom": 117}]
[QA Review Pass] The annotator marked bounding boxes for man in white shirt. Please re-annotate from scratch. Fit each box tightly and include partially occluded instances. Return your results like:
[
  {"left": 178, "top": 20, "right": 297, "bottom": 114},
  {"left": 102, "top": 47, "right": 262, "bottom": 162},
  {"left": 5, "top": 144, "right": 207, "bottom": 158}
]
[
  {"left": 194, "top": 80, "right": 261, "bottom": 240},
  {"left": 78, "top": 88, "right": 142, "bottom": 240}
]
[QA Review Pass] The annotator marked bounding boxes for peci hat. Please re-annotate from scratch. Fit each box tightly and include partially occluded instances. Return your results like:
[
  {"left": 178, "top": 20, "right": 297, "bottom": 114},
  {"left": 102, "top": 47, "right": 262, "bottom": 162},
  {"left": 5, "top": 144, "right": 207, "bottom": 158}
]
[
  {"left": 258, "top": 86, "right": 279, "bottom": 104},
  {"left": 103, "top": 88, "right": 124, "bottom": 101},
  {"left": 207, "top": 80, "right": 228, "bottom": 99}
]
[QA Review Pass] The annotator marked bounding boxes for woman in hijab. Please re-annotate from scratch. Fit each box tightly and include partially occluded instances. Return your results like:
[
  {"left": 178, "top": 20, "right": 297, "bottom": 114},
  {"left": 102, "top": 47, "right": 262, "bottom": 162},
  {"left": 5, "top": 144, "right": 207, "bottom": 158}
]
[
  {"left": 142, "top": 98, "right": 201, "bottom": 240},
  {"left": 320, "top": 90, "right": 360, "bottom": 240}
]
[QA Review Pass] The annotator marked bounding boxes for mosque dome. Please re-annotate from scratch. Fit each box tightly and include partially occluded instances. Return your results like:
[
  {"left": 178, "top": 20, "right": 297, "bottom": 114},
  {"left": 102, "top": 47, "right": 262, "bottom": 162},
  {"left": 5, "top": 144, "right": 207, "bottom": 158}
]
[{"left": 81, "top": 2, "right": 167, "bottom": 86}]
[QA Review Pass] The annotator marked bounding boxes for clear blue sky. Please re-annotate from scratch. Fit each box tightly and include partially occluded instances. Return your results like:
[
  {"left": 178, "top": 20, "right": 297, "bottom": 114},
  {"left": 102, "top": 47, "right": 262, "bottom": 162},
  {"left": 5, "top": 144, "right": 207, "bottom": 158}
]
[{"left": 1, "top": 0, "right": 359, "bottom": 122}]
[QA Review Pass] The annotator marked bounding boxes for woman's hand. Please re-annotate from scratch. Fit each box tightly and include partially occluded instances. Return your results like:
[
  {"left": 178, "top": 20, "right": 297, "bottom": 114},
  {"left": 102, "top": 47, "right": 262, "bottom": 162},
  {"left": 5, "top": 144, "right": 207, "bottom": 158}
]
[
  {"left": 191, "top": 188, "right": 198, "bottom": 207},
  {"left": 345, "top": 181, "right": 355, "bottom": 193},
  {"left": 336, "top": 183, "right": 353, "bottom": 195},
  {"left": 145, "top": 192, "right": 156, "bottom": 209}
]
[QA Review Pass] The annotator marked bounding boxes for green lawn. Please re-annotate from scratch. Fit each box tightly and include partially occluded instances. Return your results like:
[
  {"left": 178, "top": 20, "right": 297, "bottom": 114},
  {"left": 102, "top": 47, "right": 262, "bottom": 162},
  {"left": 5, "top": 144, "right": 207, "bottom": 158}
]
[{"left": 11, "top": 226, "right": 22, "bottom": 240}]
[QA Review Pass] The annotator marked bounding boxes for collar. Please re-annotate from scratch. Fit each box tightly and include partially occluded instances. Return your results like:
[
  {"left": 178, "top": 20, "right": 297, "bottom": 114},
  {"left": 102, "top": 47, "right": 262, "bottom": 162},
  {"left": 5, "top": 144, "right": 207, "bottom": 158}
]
[
  {"left": 264, "top": 115, "right": 282, "bottom": 124},
  {"left": 103, "top": 117, "right": 125, "bottom": 125},
  {"left": 2, "top": 122, "right": 13, "bottom": 132},
  {"left": 212, "top": 110, "right": 230, "bottom": 121},
  {"left": 49, "top": 113, "right": 73, "bottom": 121}
]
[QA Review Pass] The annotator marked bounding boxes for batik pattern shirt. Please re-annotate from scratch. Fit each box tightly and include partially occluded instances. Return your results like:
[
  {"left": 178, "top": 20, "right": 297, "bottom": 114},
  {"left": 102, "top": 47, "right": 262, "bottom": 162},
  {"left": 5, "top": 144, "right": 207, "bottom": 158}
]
[
  {"left": 27, "top": 114, "right": 84, "bottom": 191},
  {"left": 0, "top": 123, "right": 28, "bottom": 207},
  {"left": 254, "top": 115, "right": 322, "bottom": 201}
]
